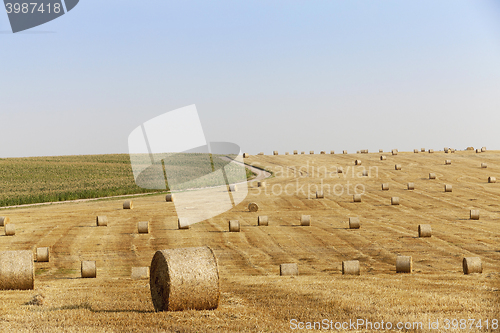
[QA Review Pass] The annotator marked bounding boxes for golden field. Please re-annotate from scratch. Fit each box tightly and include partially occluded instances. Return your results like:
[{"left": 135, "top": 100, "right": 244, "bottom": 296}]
[{"left": 0, "top": 150, "right": 499, "bottom": 332}]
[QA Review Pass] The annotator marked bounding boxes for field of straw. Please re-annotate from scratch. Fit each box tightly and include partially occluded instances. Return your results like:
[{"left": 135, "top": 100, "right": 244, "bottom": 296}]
[{"left": 0, "top": 150, "right": 499, "bottom": 332}]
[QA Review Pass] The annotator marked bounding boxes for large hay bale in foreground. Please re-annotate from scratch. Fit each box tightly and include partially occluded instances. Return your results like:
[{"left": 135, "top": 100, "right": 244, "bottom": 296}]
[
  {"left": 150, "top": 246, "right": 220, "bottom": 311},
  {"left": 165, "top": 194, "right": 175, "bottom": 202},
  {"left": 96, "top": 216, "right": 108, "bottom": 227},
  {"left": 488, "top": 177, "right": 496, "bottom": 183},
  {"left": 418, "top": 224, "right": 432, "bottom": 237},
  {"left": 36, "top": 247, "right": 50, "bottom": 262},
  {"left": 300, "top": 215, "right": 311, "bottom": 226},
  {"left": 381, "top": 183, "right": 389, "bottom": 191},
  {"left": 0, "top": 216, "right": 9, "bottom": 227},
  {"left": 391, "top": 197, "right": 400, "bottom": 205},
  {"left": 0, "top": 251, "right": 34, "bottom": 290},
  {"left": 481, "top": 163, "right": 487, "bottom": 168},
  {"left": 228, "top": 220, "right": 240, "bottom": 232},
  {"left": 257, "top": 216, "right": 268, "bottom": 226},
  {"left": 248, "top": 203, "right": 259, "bottom": 212},
  {"left": 342, "top": 260, "right": 360, "bottom": 275},
  {"left": 178, "top": 218, "right": 190, "bottom": 229},
  {"left": 5, "top": 224, "right": 15, "bottom": 236},
  {"left": 444, "top": 184, "right": 453, "bottom": 192},
  {"left": 463, "top": 257, "right": 482, "bottom": 274},
  {"left": 280, "top": 263, "right": 298, "bottom": 276},
  {"left": 131, "top": 267, "right": 149, "bottom": 279},
  {"left": 380, "top": 155, "right": 386, "bottom": 160},
  {"left": 123, "top": 200, "right": 133, "bottom": 209},
  {"left": 349, "top": 217, "right": 360, "bottom": 229},
  {"left": 138, "top": 221, "right": 149, "bottom": 234},
  {"left": 353, "top": 194, "right": 362, "bottom": 202},
  {"left": 470, "top": 210, "right": 480, "bottom": 220},
  {"left": 396, "top": 256, "right": 412, "bottom": 273},
  {"left": 429, "top": 173, "right": 436, "bottom": 179},
  {"left": 81, "top": 261, "right": 96, "bottom": 278},
  {"left": 407, "top": 182, "right": 415, "bottom": 190},
  {"left": 395, "top": 164, "right": 401, "bottom": 170},
  {"left": 316, "top": 191, "right": 324, "bottom": 199}
]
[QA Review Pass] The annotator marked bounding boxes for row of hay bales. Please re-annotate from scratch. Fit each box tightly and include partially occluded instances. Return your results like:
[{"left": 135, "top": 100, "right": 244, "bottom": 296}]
[{"left": 247, "top": 147, "right": 487, "bottom": 157}]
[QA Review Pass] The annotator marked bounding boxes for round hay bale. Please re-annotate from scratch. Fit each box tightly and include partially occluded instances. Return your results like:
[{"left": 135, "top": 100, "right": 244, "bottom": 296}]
[
  {"left": 0, "top": 250, "right": 34, "bottom": 290},
  {"left": 300, "top": 215, "right": 311, "bottom": 226},
  {"left": 123, "top": 200, "right": 133, "bottom": 209},
  {"left": 381, "top": 183, "right": 389, "bottom": 191},
  {"left": 418, "top": 224, "right": 432, "bottom": 237},
  {"left": 248, "top": 202, "right": 259, "bottom": 212},
  {"left": 470, "top": 209, "right": 480, "bottom": 220},
  {"left": 0, "top": 216, "right": 9, "bottom": 227},
  {"left": 414, "top": 149, "right": 418, "bottom": 153},
  {"left": 301, "top": 151, "right": 305, "bottom": 154},
  {"left": 138, "top": 221, "right": 149, "bottom": 234},
  {"left": 429, "top": 173, "right": 436, "bottom": 179},
  {"left": 463, "top": 257, "right": 482, "bottom": 274},
  {"left": 5, "top": 224, "right": 15, "bottom": 236},
  {"left": 131, "top": 267, "right": 149, "bottom": 279},
  {"left": 273, "top": 151, "right": 278, "bottom": 155},
  {"left": 391, "top": 197, "right": 400, "bottom": 205},
  {"left": 481, "top": 147, "right": 486, "bottom": 152},
  {"left": 150, "top": 246, "right": 220, "bottom": 311},
  {"left": 320, "top": 151, "right": 325, "bottom": 154},
  {"left": 330, "top": 150, "right": 335, "bottom": 154},
  {"left": 380, "top": 155, "right": 386, "bottom": 160},
  {"left": 243, "top": 153, "right": 249, "bottom": 158},
  {"left": 428, "top": 149, "right": 434, "bottom": 153},
  {"left": 353, "top": 194, "right": 362, "bottom": 202},
  {"left": 316, "top": 191, "right": 324, "bottom": 199},
  {"left": 342, "top": 260, "right": 360, "bottom": 275},
  {"left": 166, "top": 194, "right": 175, "bottom": 202},
  {"left": 36, "top": 247, "right": 50, "bottom": 262},
  {"left": 280, "top": 263, "right": 298, "bottom": 276},
  {"left": 379, "top": 149, "right": 383, "bottom": 153},
  {"left": 309, "top": 151, "right": 314, "bottom": 154},
  {"left": 362, "top": 170, "right": 368, "bottom": 177},
  {"left": 343, "top": 150, "right": 347, "bottom": 154},
  {"left": 391, "top": 149, "right": 398, "bottom": 155},
  {"left": 337, "top": 167, "right": 343, "bottom": 174},
  {"left": 285, "top": 152, "right": 289, "bottom": 155},
  {"left": 257, "top": 181, "right": 266, "bottom": 188},
  {"left": 96, "top": 216, "right": 108, "bottom": 227},
  {"left": 444, "top": 184, "right": 452, "bottom": 192},
  {"left": 257, "top": 216, "right": 268, "bottom": 226},
  {"left": 355, "top": 160, "right": 361, "bottom": 165},
  {"left": 444, "top": 147, "right": 449, "bottom": 153},
  {"left": 81, "top": 261, "right": 96, "bottom": 278},
  {"left": 349, "top": 217, "right": 360, "bottom": 229},
  {"left": 229, "top": 184, "right": 237, "bottom": 192},
  {"left": 396, "top": 256, "right": 412, "bottom": 273},
  {"left": 445, "top": 160, "right": 451, "bottom": 165},
  {"left": 481, "top": 163, "right": 487, "bottom": 168},
  {"left": 356, "top": 151, "right": 360, "bottom": 154},
  {"left": 407, "top": 182, "right": 415, "bottom": 190},
  {"left": 421, "top": 148, "right": 425, "bottom": 152},
  {"left": 488, "top": 177, "right": 496, "bottom": 183},
  {"left": 476, "top": 149, "right": 481, "bottom": 153},
  {"left": 467, "top": 147, "right": 474, "bottom": 150},
  {"left": 361, "top": 149, "right": 368, "bottom": 154},
  {"left": 293, "top": 150, "right": 298, "bottom": 155},
  {"left": 258, "top": 152, "right": 264, "bottom": 155},
  {"left": 178, "top": 218, "right": 190, "bottom": 229},
  {"left": 395, "top": 164, "right": 401, "bottom": 170},
  {"left": 228, "top": 220, "right": 240, "bottom": 232}
]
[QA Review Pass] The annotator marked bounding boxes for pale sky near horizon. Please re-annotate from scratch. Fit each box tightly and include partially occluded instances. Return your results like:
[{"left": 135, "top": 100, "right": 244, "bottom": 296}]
[{"left": 1, "top": 1, "right": 500, "bottom": 158}]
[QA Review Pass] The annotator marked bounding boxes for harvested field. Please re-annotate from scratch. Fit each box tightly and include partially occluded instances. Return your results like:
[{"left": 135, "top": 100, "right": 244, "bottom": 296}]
[{"left": 0, "top": 150, "right": 499, "bottom": 332}]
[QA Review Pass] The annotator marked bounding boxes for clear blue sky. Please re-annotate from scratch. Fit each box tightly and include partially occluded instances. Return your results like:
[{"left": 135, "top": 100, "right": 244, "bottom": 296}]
[{"left": 1, "top": 1, "right": 500, "bottom": 157}]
